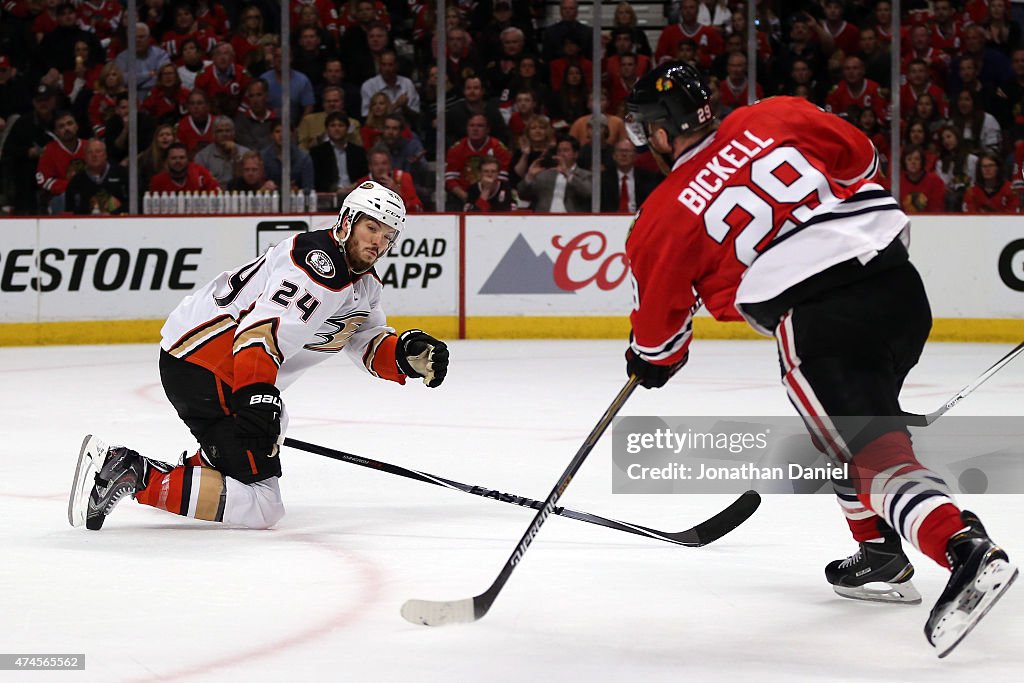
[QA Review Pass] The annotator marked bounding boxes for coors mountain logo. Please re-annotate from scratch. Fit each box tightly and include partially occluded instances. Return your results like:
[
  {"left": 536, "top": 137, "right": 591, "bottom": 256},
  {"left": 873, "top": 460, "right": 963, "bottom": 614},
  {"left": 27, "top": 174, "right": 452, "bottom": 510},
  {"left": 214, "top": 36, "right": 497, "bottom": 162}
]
[{"left": 479, "top": 232, "right": 629, "bottom": 295}]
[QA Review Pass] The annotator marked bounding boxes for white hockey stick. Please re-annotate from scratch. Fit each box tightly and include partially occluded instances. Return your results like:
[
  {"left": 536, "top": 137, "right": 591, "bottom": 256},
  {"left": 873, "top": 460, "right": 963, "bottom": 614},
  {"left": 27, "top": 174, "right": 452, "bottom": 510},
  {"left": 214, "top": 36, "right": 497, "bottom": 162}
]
[
  {"left": 904, "top": 340, "right": 1024, "bottom": 426},
  {"left": 400, "top": 376, "right": 640, "bottom": 626}
]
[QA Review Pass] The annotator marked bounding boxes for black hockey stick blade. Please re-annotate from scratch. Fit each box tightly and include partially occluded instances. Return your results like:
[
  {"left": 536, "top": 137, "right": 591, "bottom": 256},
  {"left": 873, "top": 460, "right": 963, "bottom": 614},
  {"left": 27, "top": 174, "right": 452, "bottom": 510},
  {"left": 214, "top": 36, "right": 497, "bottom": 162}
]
[
  {"left": 284, "top": 436, "right": 759, "bottom": 548},
  {"left": 665, "top": 489, "right": 760, "bottom": 546},
  {"left": 903, "top": 339, "right": 1024, "bottom": 426}
]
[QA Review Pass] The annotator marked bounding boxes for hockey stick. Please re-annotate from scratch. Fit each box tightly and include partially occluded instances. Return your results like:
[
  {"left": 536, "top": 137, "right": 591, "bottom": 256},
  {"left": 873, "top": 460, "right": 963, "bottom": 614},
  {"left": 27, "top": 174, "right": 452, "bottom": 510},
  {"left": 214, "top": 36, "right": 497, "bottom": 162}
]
[
  {"left": 283, "top": 436, "right": 760, "bottom": 548},
  {"left": 904, "top": 339, "right": 1024, "bottom": 427},
  {"left": 400, "top": 376, "right": 643, "bottom": 626}
]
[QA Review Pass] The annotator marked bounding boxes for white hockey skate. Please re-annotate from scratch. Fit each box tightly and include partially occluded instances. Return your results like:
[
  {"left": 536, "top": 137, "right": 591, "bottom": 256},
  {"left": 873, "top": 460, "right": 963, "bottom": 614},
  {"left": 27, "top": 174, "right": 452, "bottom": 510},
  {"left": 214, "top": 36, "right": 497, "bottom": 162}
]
[
  {"left": 926, "top": 511, "right": 1019, "bottom": 657},
  {"left": 68, "top": 434, "right": 109, "bottom": 527}
]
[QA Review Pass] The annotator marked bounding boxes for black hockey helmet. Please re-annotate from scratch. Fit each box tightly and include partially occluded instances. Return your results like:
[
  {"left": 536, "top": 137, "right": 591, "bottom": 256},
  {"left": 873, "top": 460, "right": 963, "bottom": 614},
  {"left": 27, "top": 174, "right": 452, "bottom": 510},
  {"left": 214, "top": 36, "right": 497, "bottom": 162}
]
[{"left": 624, "top": 62, "right": 715, "bottom": 147}]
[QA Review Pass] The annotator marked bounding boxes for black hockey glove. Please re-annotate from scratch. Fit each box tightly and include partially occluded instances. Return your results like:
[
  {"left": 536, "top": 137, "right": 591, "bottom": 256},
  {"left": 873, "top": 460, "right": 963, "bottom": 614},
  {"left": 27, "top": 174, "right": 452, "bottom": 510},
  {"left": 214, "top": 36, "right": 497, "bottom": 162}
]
[
  {"left": 625, "top": 348, "right": 688, "bottom": 389},
  {"left": 231, "top": 383, "right": 282, "bottom": 455},
  {"left": 396, "top": 329, "right": 449, "bottom": 388}
]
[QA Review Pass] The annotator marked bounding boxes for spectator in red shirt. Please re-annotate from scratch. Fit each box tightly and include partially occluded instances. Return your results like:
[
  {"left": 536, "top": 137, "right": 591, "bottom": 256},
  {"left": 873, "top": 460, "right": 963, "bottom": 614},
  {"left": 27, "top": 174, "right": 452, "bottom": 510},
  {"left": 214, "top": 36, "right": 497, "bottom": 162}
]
[
  {"left": 463, "top": 156, "right": 517, "bottom": 212},
  {"left": 899, "top": 145, "right": 946, "bottom": 214},
  {"left": 855, "top": 105, "right": 891, "bottom": 169},
  {"left": 964, "top": 152, "right": 1020, "bottom": 213},
  {"left": 822, "top": 0, "right": 860, "bottom": 58},
  {"left": 725, "top": 9, "right": 771, "bottom": 65},
  {"left": 549, "top": 33, "right": 592, "bottom": 92},
  {"left": 161, "top": 1, "right": 217, "bottom": 59},
  {"left": 176, "top": 88, "right": 214, "bottom": 156},
  {"left": 88, "top": 62, "right": 128, "bottom": 137},
  {"left": 827, "top": 55, "right": 887, "bottom": 123},
  {"left": 900, "top": 58, "right": 948, "bottom": 119},
  {"left": 358, "top": 145, "right": 424, "bottom": 212},
  {"left": 655, "top": 0, "right": 723, "bottom": 69},
  {"left": 901, "top": 24, "right": 948, "bottom": 88},
  {"left": 507, "top": 90, "right": 540, "bottom": 139},
  {"left": 194, "top": 42, "right": 251, "bottom": 116},
  {"left": 604, "top": 27, "right": 651, "bottom": 83},
  {"left": 143, "top": 63, "right": 190, "bottom": 126},
  {"left": 230, "top": 4, "right": 265, "bottom": 67},
  {"left": 36, "top": 110, "right": 85, "bottom": 212},
  {"left": 964, "top": 0, "right": 991, "bottom": 31},
  {"left": 148, "top": 141, "right": 220, "bottom": 193},
  {"left": 904, "top": 120, "right": 939, "bottom": 171},
  {"left": 930, "top": 0, "right": 963, "bottom": 56},
  {"left": 719, "top": 52, "right": 763, "bottom": 114},
  {"left": 607, "top": 52, "right": 642, "bottom": 117},
  {"left": 195, "top": 0, "right": 230, "bottom": 37},
  {"left": 77, "top": 0, "right": 121, "bottom": 42},
  {"left": 445, "top": 113, "right": 512, "bottom": 209}
]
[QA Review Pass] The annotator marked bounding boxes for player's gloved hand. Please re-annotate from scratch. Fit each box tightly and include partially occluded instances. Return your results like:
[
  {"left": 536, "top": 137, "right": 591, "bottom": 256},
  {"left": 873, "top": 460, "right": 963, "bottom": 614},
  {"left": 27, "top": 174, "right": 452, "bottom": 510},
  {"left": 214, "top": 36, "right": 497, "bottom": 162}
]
[
  {"left": 231, "top": 383, "right": 282, "bottom": 454},
  {"left": 396, "top": 329, "right": 449, "bottom": 388},
  {"left": 625, "top": 348, "right": 688, "bottom": 389}
]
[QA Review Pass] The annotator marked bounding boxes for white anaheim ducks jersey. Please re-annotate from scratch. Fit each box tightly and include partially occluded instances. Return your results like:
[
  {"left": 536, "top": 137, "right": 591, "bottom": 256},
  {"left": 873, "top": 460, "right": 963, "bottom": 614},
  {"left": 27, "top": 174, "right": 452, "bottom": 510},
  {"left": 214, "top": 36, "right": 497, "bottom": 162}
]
[{"left": 161, "top": 227, "right": 405, "bottom": 391}]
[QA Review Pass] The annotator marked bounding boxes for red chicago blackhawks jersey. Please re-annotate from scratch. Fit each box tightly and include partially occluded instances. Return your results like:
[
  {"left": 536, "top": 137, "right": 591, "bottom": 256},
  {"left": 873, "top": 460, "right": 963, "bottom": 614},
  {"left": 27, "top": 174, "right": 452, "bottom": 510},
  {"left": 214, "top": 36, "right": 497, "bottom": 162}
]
[
  {"left": 826, "top": 79, "right": 888, "bottom": 123},
  {"left": 36, "top": 138, "right": 85, "bottom": 195},
  {"left": 161, "top": 28, "right": 218, "bottom": 58},
  {"left": 76, "top": 0, "right": 121, "bottom": 40},
  {"left": 177, "top": 115, "right": 215, "bottom": 155},
  {"left": 444, "top": 136, "right": 511, "bottom": 192},
  {"left": 719, "top": 79, "right": 763, "bottom": 111},
  {"left": 161, "top": 228, "right": 407, "bottom": 394},
  {"left": 655, "top": 24, "right": 724, "bottom": 69},
  {"left": 148, "top": 163, "right": 220, "bottom": 192},
  {"left": 292, "top": 0, "right": 340, "bottom": 39},
  {"left": 194, "top": 64, "right": 251, "bottom": 115},
  {"left": 627, "top": 97, "right": 904, "bottom": 366},
  {"left": 964, "top": 183, "right": 1020, "bottom": 213}
]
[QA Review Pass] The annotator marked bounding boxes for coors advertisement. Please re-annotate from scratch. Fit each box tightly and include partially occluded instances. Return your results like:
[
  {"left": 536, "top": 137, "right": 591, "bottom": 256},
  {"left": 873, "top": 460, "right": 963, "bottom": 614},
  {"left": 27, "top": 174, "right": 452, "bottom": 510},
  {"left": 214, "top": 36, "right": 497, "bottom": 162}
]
[{"left": 467, "top": 215, "right": 635, "bottom": 315}]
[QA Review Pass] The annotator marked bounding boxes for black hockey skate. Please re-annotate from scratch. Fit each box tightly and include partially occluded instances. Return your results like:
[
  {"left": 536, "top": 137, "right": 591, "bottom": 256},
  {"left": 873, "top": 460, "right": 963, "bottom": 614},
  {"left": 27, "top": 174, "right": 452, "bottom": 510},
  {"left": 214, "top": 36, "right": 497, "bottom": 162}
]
[
  {"left": 825, "top": 530, "right": 922, "bottom": 604},
  {"left": 69, "top": 435, "right": 150, "bottom": 530},
  {"left": 925, "top": 511, "right": 1018, "bottom": 658}
]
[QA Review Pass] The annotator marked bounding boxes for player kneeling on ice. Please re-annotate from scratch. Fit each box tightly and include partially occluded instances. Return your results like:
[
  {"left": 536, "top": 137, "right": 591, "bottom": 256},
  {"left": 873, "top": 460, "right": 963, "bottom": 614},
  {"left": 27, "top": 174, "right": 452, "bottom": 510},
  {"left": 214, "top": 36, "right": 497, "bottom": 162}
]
[
  {"left": 69, "top": 181, "right": 448, "bottom": 532},
  {"left": 621, "top": 62, "right": 1017, "bottom": 657}
]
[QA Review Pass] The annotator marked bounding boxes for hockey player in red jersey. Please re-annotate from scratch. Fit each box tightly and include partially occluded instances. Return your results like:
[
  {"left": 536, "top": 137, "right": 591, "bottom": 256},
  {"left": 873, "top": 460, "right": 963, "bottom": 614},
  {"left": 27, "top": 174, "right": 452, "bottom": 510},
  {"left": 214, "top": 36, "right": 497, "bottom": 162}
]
[
  {"left": 622, "top": 62, "right": 1017, "bottom": 657},
  {"left": 69, "top": 182, "right": 449, "bottom": 532}
]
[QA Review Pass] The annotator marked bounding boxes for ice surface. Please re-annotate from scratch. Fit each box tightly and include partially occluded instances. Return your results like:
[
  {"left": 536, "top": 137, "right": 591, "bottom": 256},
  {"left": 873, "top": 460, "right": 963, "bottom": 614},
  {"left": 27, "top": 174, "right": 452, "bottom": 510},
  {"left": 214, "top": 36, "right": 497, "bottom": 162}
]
[{"left": 1, "top": 340, "right": 1021, "bottom": 682}]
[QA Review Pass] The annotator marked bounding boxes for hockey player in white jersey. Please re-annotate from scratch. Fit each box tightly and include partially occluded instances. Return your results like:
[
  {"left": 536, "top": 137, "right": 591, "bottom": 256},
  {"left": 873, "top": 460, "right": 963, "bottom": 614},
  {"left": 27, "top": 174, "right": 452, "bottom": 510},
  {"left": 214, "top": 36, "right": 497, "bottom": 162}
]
[{"left": 69, "top": 181, "right": 449, "bottom": 531}]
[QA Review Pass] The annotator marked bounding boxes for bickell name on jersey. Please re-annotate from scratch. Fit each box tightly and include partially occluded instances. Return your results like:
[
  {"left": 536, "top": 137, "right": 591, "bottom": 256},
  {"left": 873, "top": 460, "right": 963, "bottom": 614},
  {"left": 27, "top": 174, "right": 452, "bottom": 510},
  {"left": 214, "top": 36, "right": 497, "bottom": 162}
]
[
  {"left": 676, "top": 129, "right": 776, "bottom": 215},
  {"left": 161, "top": 227, "right": 405, "bottom": 394},
  {"left": 627, "top": 96, "right": 904, "bottom": 367}
]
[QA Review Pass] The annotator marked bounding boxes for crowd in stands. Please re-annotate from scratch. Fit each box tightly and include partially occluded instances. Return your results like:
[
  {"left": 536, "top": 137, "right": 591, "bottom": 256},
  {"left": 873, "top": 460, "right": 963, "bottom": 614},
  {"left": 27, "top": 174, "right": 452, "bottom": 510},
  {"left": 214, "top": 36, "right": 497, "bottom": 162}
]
[{"left": 1, "top": 0, "right": 1023, "bottom": 216}]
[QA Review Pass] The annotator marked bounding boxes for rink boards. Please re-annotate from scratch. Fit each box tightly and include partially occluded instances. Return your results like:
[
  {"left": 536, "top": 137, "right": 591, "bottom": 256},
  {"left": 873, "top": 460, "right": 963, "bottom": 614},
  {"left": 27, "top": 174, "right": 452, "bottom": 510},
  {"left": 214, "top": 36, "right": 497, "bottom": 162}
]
[{"left": 0, "top": 213, "right": 1020, "bottom": 344}]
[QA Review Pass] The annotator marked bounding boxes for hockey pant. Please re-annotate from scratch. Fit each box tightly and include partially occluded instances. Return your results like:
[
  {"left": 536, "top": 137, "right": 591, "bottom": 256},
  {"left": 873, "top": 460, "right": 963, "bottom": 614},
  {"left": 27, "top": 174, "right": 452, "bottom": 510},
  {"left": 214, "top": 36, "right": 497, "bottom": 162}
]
[
  {"left": 772, "top": 260, "right": 964, "bottom": 568},
  {"left": 130, "top": 351, "right": 287, "bottom": 529}
]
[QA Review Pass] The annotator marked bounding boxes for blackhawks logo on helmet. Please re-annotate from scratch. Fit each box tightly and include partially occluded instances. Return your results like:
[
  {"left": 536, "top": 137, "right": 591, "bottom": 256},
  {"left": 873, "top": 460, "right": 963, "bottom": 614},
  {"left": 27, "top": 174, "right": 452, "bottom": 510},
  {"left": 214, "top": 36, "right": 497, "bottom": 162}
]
[{"left": 655, "top": 77, "right": 674, "bottom": 92}]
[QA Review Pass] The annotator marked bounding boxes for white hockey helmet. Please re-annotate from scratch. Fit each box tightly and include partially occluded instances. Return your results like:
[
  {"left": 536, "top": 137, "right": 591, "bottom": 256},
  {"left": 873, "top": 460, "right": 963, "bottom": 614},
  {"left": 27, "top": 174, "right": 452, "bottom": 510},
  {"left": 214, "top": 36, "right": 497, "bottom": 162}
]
[{"left": 334, "top": 180, "right": 406, "bottom": 245}]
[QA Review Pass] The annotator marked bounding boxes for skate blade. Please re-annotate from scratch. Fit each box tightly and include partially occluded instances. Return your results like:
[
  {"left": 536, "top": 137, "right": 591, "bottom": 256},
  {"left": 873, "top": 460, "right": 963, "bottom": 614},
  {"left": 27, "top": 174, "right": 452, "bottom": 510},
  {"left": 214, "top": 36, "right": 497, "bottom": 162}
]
[
  {"left": 68, "top": 434, "right": 107, "bottom": 527},
  {"left": 931, "top": 559, "right": 1019, "bottom": 658},
  {"left": 833, "top": 580, "right": 923, "bottom": 605}
]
